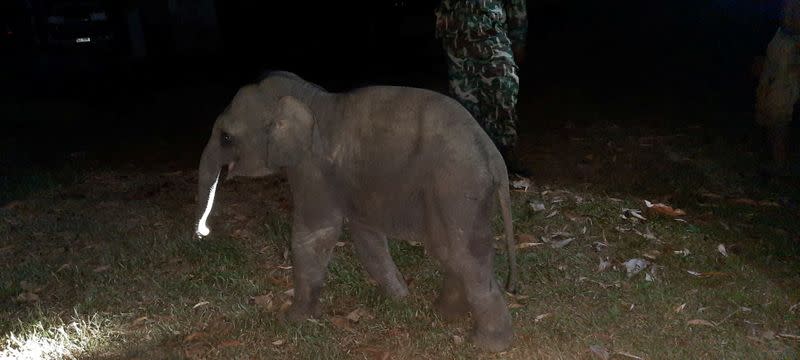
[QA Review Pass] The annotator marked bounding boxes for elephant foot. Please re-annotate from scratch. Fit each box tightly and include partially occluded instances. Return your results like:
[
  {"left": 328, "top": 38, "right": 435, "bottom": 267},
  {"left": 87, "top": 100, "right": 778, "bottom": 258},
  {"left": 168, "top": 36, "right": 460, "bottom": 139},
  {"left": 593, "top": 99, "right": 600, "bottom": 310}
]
[
  {"left": 433, "top": 292, "right": 469, "bottom": 322},
  {"left": 281, "top": 302, "right": 320, "bottom": 323},
  {"left": 384, "top": 283, "right": 409, "bottom": 299},
  {"left": 469, "top": 326, "right": 513, "bottom": 352},
  {"left": 381, "top": 273, "right": 410, "bottom": 299}
]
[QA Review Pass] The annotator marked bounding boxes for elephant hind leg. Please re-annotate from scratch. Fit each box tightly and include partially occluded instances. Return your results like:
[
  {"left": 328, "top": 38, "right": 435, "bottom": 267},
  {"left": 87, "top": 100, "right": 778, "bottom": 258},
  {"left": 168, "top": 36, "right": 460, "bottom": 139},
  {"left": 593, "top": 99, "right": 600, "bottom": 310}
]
[
  {"left": 424, "top": 188, "right": 513, "bottom": 352},
  {"left": 446, "top": 253, "right": 513, "bottom": 352},
  {"left": 351, "top": 221, "right": 409, "bottom": 299}
]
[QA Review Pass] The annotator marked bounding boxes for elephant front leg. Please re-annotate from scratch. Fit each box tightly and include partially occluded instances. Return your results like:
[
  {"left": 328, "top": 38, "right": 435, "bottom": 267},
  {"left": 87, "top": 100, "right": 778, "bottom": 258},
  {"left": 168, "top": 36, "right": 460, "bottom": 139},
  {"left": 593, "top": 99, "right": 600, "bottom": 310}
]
[{"left": 284, "top": 225, "right": 342, "bottom": 322}]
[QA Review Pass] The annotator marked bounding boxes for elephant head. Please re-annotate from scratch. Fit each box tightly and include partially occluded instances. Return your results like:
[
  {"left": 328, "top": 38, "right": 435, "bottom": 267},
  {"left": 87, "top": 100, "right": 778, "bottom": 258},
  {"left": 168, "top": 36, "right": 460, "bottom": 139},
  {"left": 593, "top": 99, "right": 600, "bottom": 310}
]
[{"left": 195, "top": 85, "right": 316, "bottom": 238}]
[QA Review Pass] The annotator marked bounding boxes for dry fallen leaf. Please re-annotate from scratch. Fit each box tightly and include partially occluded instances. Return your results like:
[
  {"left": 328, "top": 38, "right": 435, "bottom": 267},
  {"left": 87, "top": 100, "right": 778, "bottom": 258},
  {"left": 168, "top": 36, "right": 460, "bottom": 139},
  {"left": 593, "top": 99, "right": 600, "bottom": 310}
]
[
  {"left": 330, "top": 316, "right": 353, "bottom": 331},
  {"left": 252, "top": 293, "right": 273, "bottom": 305},
  {"left": 272, "top": 339, "right": 286, "bottom": 346},
  {"left": 279, "top": 300, "right": 292, "bottom": 312},
  {"left": 534, "top": 313, "right": 550, "bottom": 322},
  {"left": 700, "top": 192, "right": 723, "bottom": 200},
  {"left": 686, "top": 270, "right": 729, "bottom": 278},
  {"left": 131, "top": 316, "right": 148, "bottom": 326},
  {"left": 511, "top": 178, "right": 532, "bottom": 191},
  {"left": 346, "top": 308, "right": 372, "bottom": 322},
  {"left": 589, "top": 344, "right": 611, "bottom": 360},
  {"left": 516, "top": 242, "right": 544, "bottom": 249},
  {"left": 614, "top": 351, "right": 644, "bottom": 360},
  {"left": 593, "top": 241, "right": 609, "bottom": 252},
  {"left": 645, "top": 200, "right": 686, "bottom": 217},
  {"left": 217, "top": 339, "right": 242, "bottom": 348},
  {"left": 92, "top": 265, "right": 111, "bottom": 273},
  {"left": 360, "top": 347, "right": 391, "bottom": 360},
  {"left": 529, "top": 201, "right": 546, "bottom": 212},
  {"left": 597, "top": 259, "right": 611, "bottom": 272},
  {"left": 642, "top": 250, "right": 661, "bottom": 260},
  {"left": 192, "top": 301, "right": 210, "bottom": 309},
  {"left": 623, "top": 258, "right": 649, "bottom": 278},
  {"left": 675, "top": 303, "right": 686, "bottom": 313},
  {"left": 621, "top": 208, "right": 647, "bottom": 221},
  {"left": 453, "top": 335, "right": 464, "bottom": 344},
  {"left": 717, "top": 244, "right": 728, "bottom": 257},
  {"left": 778, "top": 333, "right": 800, "bottom": 340},
  {"left": 251, "top": 294, "right": 275, "bottom": 311},
  {"left": 687, "top": 319, "right": 716, "bottom": 327},
  {"left": 674, "top": 248, "right": 690, "bottom": 257},
  {"left": 184, "top": 332, "right": 207, "bottom": 343},
  {"left": 550, "top": 238, "right": 574, "bottom": 249},
  {"left": 15, "top": 292, "right": 39, "bottom": 303},
  {"left": 731, "top": 198, "right": 759, "bottom": 206},
  {"left": 284, "top": 288, "right": 295, "bottom": 297}
]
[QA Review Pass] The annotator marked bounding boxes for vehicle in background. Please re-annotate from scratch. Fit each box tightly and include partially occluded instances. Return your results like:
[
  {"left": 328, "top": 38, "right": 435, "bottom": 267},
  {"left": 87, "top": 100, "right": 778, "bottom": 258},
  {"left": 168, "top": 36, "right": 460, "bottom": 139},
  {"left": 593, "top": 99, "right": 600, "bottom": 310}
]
[{"left": 43, "top": 0, "right": 119, "bottom": 52}]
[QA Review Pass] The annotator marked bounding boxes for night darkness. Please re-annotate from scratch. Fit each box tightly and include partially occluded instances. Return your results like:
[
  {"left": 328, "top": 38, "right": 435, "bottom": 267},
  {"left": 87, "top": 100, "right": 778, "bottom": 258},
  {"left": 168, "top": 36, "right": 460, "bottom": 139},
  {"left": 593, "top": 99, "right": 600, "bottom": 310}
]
[
  {"left": 1, "top": 1, "right": 800, "bottom": 358},
  {"left": 0, "top": 1, "right": 785, "bottom": 167}
]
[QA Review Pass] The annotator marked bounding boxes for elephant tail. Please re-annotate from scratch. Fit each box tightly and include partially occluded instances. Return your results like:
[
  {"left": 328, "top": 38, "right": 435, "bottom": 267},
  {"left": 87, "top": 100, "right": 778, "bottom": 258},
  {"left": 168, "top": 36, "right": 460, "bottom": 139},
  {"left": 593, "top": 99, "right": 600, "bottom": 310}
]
[{"left": 498, "top": 184, "right": 518, "bottom": 293}]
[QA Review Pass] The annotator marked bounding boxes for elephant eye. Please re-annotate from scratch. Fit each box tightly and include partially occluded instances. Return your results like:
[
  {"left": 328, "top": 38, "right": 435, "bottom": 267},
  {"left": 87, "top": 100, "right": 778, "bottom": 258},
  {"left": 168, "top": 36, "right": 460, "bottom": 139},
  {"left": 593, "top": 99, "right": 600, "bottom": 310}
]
[{"left": 220, "top": 131, "right": 233, "bottom": 147}]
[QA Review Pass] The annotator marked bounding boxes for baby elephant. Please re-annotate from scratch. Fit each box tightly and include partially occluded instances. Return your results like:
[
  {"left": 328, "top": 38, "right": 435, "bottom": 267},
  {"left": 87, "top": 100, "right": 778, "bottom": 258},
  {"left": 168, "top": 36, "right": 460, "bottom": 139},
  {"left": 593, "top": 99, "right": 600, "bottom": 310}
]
[{"left": 194, "top": 71, "right": 518, "bottom": 352}]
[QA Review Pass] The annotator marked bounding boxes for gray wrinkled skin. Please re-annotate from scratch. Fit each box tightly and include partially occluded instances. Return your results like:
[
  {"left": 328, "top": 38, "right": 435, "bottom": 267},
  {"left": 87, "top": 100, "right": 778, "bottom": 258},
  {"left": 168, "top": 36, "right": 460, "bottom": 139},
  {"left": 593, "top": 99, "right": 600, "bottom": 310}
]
[{"left": 195, "top": 72, "right": 518, "bottom": 352}]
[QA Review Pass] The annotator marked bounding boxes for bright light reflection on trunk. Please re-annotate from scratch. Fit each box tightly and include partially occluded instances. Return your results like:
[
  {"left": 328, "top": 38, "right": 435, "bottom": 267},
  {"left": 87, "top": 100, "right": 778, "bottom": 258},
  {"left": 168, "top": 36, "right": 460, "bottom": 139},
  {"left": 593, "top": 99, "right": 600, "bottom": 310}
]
[{"left": 196, "top": 171, "right": 220, "bottom": 237}]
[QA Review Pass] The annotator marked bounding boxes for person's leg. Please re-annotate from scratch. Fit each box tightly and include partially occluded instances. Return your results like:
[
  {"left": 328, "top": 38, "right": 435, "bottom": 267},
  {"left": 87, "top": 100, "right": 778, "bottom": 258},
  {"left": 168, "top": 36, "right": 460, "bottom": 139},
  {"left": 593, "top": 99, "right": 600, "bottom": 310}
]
[
  {"left": 474, "top": 40, "right": 530, "bottom": 176},
  {"left": 444, "top": 45, "right": 484, "bottom": 125},
  {"left": 444, "top": 33, "right": 530, "bottom": 176}
]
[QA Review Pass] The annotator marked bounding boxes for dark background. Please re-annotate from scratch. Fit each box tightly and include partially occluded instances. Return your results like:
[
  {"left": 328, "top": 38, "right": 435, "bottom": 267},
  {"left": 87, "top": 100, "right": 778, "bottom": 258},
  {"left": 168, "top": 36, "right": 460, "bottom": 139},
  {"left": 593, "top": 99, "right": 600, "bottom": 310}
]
[{"left": 0, "top": 0, "right": 787, "bottom": 181}]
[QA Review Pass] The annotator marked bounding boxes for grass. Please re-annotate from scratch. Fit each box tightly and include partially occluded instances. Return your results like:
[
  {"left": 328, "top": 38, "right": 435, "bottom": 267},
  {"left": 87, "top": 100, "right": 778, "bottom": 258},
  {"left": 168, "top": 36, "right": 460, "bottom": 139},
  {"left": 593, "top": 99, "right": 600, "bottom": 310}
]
[{"left": 1, "top": 124, "right": 799, "bottom": 359}]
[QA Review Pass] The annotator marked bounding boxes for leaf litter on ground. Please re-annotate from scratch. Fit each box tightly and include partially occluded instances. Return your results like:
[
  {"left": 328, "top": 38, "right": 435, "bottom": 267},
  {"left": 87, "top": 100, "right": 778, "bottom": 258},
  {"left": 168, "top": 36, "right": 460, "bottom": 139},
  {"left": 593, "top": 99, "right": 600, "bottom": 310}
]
[
  {"left": 345, "top": 308, "right": 372, "bottom": 323},
  {"left": 623, "top": 258, "right": 650, "bottom": 278},
  {"left": 511, "top": 177, "right": 532, "bottom": 191},
  {"left": 589, "top": 344, "right": 610, "bottom": 360},
  {"left": 597, "top": 258, "right": 611, "bottom": 272},
  {"left": 529, "top": 201, "right": 546, "bottom": 212},
  {"left": 687, "top": 319, "right": 716, "bottom": 327},
  {"left": 717, "top": 244, "right": 728, "bottom": 257},
  {"left": 644, "top": 199, "right": 686, "bottom": 217},
  {"left": 621, "top": 208, "right": 646, "bottom": 221},
  {"left": 550, "top": 237, "right": 574, "bottom": 249}
]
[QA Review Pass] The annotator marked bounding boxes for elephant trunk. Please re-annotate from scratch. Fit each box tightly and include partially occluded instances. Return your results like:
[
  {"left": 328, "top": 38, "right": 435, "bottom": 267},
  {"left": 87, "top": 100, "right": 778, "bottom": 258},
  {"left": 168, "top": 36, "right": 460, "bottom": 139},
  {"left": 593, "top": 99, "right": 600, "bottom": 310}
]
[{"left": 195, "top": 144, "right": 222, "bottom": 238}]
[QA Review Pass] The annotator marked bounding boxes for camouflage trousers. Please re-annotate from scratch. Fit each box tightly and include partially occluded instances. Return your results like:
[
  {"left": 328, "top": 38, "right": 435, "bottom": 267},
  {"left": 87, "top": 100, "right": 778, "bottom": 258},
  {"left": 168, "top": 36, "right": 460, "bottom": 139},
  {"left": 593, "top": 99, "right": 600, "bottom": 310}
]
[
  {"left": 442, "top": 36, "right": 520, "bottom": 148},
  {"left": 757, "top": 28, "right": 800, "bottom": 127}
]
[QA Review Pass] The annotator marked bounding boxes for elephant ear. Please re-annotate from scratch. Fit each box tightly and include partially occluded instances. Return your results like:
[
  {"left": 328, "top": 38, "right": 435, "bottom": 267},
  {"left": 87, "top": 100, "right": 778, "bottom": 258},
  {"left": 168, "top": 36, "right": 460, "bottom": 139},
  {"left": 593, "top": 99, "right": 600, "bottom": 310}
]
[{"left": 267, "top": 96, "right": 315, "bottom": 168}]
